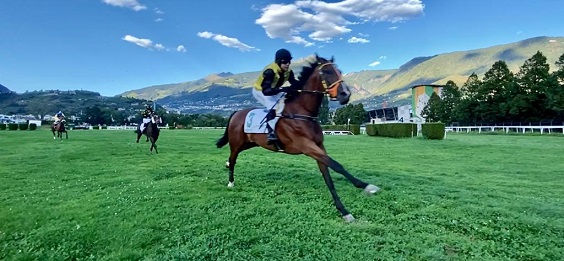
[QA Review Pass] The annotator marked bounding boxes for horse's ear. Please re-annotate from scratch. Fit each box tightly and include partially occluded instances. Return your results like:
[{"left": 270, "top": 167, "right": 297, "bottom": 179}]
[
  {"left": 331, "top": 55, "right": 334, "bottom": 63},
  {"left": 315, "top": 53, "right": 320, "bottom": 62}
]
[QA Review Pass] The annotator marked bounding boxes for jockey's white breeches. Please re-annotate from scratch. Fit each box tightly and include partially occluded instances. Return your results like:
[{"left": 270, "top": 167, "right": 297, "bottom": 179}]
[{"left": 252, "top": 88, "right": 284, "bottom": 113}]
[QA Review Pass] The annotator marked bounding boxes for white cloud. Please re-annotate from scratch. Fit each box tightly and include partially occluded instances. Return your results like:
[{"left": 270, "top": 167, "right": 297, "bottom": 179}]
[
  {"left": 102, "top": 0, "right": 147, "bottom": 11},
  {"left": 348, "top": 36, "right": 369, "bottom": 43},
  {"left": 122, "top": 35, "right": 171, "bottom": 52},
  {"left": 358, "top": 33, "right": 369, "bottom": 37},
  {"left": 123, "top": 35, "right": 153, "bottom": 48},
  {"left": 369, "top": 61, "right": 381, "bottom": 67},
  {"left": 155, "top": 18, "right": 163, "bottom": 22},
  {"left": 516, "top": 31, "right": 523, "bottom": 34},
  {"left": 388, "top": 26, "right": 398, "bottom": 30},
  {"left": 177, "top": 45, "right": 186, "bottom": 52},
  {"left": 255, "top": 0, "right": 424, "bottom": 46},
  {"left": 154, "top": 8, "right": 164, "bottom": 15},
  {"left": 369, "top": 55, "right": 387, "bottom": 67},
  {"left": 197, "top": 31, "right": 260, "bottom": 52}
]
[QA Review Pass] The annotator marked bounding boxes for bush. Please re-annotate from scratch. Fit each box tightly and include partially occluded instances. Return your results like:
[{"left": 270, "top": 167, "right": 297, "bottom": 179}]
[
  {"left": 0, "top": 124, "right": 6, "bottom": 130},
  {"left": 93, "top": 126, "right": 100, "bottom": 130},
  {"left": 18, "top": 124, "right": 28, "bottom": 130},
  {"left": 366, "top": 123, "right": 416, "bottom": 138},
  {"left": 7, "top": 123, "right": 18, "bottom": 130},
  {"left": 168, "top": 126, "right": 176, "bottom": 130},
  {"left": 29, "top": 123, "right": 37, "bottom": 130},
  {"left": 422, "top": 123, "right": 445, "bottom": 140}
]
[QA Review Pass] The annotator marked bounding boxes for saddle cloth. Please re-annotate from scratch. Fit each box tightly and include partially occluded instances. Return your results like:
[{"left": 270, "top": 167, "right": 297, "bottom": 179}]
[{"left": 243, "top": 108, "right": 281, "bottom": 134}]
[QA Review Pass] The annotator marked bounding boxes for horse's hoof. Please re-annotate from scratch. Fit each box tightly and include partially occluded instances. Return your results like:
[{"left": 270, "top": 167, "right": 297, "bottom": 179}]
[
  {"left": 225, "top": 161, "right": 230, "bottom": 168},
  {"left": 53, "top": 137, "right": 56, "bottom": 140},
  {"left": 227, "top": 182, "right": 234, "bottom": 188},
  {"left": 363, "top": 184, "right": 380, "bottom": 195},
  {"left": 343, "top": 214, "right": 355, "bottom": 223}
]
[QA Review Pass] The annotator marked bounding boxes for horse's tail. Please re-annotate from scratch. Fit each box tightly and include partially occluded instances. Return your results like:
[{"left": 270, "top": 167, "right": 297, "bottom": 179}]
[{"left": 216, "top": 111, "right": 236, "bottom": 148}]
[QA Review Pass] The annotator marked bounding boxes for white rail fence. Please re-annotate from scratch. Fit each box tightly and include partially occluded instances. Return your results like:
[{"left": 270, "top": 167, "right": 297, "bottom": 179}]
[{"left": 446, "top": 125, "right": 564, "bottom": 134}]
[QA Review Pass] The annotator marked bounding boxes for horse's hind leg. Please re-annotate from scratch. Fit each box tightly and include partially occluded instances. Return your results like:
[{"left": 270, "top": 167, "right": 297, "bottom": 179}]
[{"left": 151, "top": 140, "right": 158, "bottom": 154}]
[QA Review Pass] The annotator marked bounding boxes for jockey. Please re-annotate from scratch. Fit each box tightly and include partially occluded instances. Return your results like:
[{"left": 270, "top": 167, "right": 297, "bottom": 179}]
[
  {"left": 252, "top": 48, "right": 299, "bottom": 143},
  {"left": 53, "top": 111, "right": 65, "bottom": 125},
  {"left": 139, "top": 105, "right": 154, "bottom": 133}
]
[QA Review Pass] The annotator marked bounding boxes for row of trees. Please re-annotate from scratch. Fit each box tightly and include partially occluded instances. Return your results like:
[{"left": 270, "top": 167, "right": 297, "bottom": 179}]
[
  {"left": 78, "top": 105, "right": 229, "bottom": 127},
  {"left": 423, "top": 52, "right": 564, "bottom": 125},
  {"left": 316, "top": 96, "right": 367, "bottom": 125},
  {"left": 77, "top": 98, "right": 364, "bottom": 128}
]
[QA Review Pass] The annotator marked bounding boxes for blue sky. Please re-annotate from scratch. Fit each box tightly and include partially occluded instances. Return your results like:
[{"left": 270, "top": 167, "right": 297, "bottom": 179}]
[{"left": 1, "top": 0, "right": 562, "bottom": 96}]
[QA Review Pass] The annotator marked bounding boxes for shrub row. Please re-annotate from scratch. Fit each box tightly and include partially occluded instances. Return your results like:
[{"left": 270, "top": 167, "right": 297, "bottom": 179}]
[
  {"left": 366, "top": 123, "right": 445, "bottom": 140},
  {"left": 421, "top": 123, "right": 445, "bottom": 140},
  {"left": 321, "top": 124, "right": 360, "bottom": 135},
  {"left": 366, "top": 123, "right": 416, "bottom": 138},
  {"left": 0, "top": 123, "right": 37, "bottom": 131}
]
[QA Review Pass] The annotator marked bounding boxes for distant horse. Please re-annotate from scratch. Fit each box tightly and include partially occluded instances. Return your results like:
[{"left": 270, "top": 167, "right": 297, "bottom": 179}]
[
  {"left": 51, "top": 120, "right": 68, "bottom": 140},
  {"left": 136, "top": 115, "right": 161, "bottom": 153},
  {"left": 216, "top": 54, "right": 379, "bottom": 222}
]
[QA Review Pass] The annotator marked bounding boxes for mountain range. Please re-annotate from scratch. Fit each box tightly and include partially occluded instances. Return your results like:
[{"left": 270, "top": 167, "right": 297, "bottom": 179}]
[{"left": 120, "top": 36, "right": 564, "bottom": 115}]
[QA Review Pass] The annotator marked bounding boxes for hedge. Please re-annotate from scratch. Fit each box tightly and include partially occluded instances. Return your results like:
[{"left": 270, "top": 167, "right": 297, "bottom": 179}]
[
  {"left": 0, "top": 124, "right": 6, "bottom": 130},
  {"left": 422, "top": 123, "right": 445, "bottom": 140},
  {"left": 366, "top": 123, "right": 416, "bottom": 138},
  {"left": 29, "top": 123, "right": 37, "bottom": 130},
  {"left": 8, "top": 123, "right": 18, "bottom": 130},
  {"left": 18, "top": 124, "right": 28, "bottom": 131}
]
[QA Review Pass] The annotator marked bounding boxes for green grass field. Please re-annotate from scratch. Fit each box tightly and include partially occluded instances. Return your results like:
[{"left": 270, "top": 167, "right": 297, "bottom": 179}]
[{"left": 1, "top": 129, "right": 563, "bottom": 260}]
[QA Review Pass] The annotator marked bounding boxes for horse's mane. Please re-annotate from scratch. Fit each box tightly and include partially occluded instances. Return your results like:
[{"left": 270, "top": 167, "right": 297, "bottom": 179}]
[{"left": 285, "top": 60, "right": 319, "bottom": 103}]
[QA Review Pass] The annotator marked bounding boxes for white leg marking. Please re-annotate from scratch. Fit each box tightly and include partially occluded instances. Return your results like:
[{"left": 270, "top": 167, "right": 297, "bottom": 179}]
[
  {"left": 227, "top": 182, "right": 234, "bottom": 188},
  {"left": 363, "top": 184, "right": 380, "bottom": 195},
  {"left": 343, "top": 214, "right": 355, "bottom": 223}
]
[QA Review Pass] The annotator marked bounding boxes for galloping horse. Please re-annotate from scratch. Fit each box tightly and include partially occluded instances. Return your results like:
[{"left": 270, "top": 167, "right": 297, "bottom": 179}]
[
  {"left": 216, "top": 54, "right": 379, "bottom": 222},
  {"left": 51, "top": 120, "right": 68, "bottom": 140},
  {"left": 136, "top": 115, "right": 161, "bottom": 153}
]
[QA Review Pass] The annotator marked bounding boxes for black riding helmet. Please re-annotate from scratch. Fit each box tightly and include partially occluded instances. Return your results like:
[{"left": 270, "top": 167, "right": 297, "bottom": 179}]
[{"left": 275, "top": 48, "right": 292, "bottom": 64}]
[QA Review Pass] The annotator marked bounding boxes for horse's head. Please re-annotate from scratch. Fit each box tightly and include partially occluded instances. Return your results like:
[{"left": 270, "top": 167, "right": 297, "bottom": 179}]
[
  {"left": 151, "top": 115, "right": 162, "bottom": 124},
  {"left": 303, "top": 54, "right": 351, "bottom": 105}
]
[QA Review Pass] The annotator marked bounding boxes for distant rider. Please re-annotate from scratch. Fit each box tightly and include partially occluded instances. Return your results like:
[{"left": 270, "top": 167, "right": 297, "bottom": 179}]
[{"left": 140, "top": 105, "right": 154, "bottom": 133}]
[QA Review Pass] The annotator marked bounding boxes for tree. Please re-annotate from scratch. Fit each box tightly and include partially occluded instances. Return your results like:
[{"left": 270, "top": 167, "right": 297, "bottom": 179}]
[
  {"left": 457, "top": 73, "right": 482, "bottom": 123},
  {"left": 478, "top": 60, "right": 515, "bottom": 122},
  {"left": 548, "top": 53, "right": 564, "bottom": 117},
  {"left": 333, "top": 103, "right": 366, "bottom": 125},
  {"left": 318, "top": 96, "right": 330, "bottom": 124},
  {"left": 439, "top": 80, "right": 462, "bottom": 124},
  {"left": 511, "top": 51, "right": 552, "bottom": 121},
  {"left": 421, "top": 92, "right": 441, "bottom": 122}
]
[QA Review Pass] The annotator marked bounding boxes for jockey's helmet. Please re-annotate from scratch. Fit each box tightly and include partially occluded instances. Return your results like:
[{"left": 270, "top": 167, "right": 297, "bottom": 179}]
[{"left": 275, "top": 49, "right": 292, "bottom": 64}]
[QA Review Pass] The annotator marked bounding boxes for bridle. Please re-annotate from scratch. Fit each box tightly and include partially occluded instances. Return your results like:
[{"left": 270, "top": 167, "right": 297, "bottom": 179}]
[{"left": 296, "top": 61, "right": 343, "bottom": 100}]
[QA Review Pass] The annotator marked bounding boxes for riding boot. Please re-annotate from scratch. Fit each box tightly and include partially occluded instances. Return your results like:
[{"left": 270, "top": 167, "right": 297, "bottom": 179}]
[
  {"left": 265, "top": 109, "right": 278, "bottom": 144},
  {"left": 266, "top": 124, "right": 278, "bottom": 144}
]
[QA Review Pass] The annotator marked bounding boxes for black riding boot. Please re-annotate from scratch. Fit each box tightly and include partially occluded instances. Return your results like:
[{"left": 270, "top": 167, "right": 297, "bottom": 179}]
[{"left": 265, "top": 109, "right": 278, "bottom": 144}]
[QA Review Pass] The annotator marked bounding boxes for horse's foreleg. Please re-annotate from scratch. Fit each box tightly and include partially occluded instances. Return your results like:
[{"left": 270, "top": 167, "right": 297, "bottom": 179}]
[
  {"left": 317, "top": 161, "right": 354, "bottom": 222},
  {"left": 304, "top": 142, "right": 379, "bottom": 192}
]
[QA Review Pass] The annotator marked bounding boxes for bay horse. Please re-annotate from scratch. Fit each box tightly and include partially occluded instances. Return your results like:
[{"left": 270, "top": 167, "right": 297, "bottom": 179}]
[
  {"left": 51, "top": 120, "right": 68, "bottom": 140},
  {"left": 136, "top": 115, "right": 161, "bottom": 153},
  {"left": 215, "top": 54, "right": 379, "bottom": 222}
]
